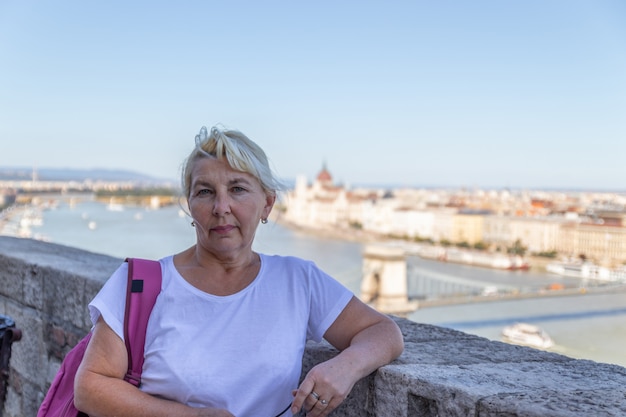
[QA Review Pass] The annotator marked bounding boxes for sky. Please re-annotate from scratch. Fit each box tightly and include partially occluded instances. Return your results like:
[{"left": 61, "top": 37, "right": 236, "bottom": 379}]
[{"left": 1, "top": 1, "right": 625, "bottom": 191}]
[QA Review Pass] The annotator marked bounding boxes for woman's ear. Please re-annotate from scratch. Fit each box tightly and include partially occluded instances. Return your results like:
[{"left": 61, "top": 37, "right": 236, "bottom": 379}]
[{"left": 263, "top": 193, "right": 276, "bottom": 217}]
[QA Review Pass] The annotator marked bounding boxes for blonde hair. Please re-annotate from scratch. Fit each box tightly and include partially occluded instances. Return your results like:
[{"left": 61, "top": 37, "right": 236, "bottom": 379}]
[{"left": 181, "top": 125, "right": 284, "bottom": 198}]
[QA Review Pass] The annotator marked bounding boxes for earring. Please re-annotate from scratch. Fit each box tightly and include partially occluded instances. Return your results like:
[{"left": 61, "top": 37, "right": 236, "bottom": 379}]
[
  {"left": 261, "top": 218, "right": 268, "bottom": 224},
  {"left": 191, "top": 221, "right": 196, "bottom": 227}
]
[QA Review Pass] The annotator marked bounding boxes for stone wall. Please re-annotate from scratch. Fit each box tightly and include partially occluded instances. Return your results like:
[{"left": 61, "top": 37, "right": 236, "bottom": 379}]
[
  {"left": 0, "top": 237, "right": 120, "bottom": 417},
  {"left": 1, "top": 236, "right": 625, "bottom": 417}
]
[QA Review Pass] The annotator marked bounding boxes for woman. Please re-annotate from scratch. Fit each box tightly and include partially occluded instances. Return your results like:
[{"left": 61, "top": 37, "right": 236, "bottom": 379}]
[{"left": 75, "top": 126, "right": 404, "bottom": 417}]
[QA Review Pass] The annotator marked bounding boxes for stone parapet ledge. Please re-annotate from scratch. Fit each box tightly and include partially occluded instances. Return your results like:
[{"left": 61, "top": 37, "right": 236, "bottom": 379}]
[
  {"left": 0, "top": 236, "right": 121, "bottom": 417},
  {"left": 306, "top": 319, "right": 626, "bottom": 417},
  {"left": 1, "top": 236, "right": 625, "bottom": 417}
]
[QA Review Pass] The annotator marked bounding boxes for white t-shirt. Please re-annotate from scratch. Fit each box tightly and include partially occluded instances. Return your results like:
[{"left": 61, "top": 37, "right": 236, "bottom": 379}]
[{"left": 89, "top": 254, "right": 353, "bottom": 417}]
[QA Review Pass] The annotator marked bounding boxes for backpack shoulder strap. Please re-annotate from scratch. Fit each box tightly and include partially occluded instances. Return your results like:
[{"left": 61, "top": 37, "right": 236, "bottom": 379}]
[{"left": 123, "top": 258, "right": 162, "bottom": 387}]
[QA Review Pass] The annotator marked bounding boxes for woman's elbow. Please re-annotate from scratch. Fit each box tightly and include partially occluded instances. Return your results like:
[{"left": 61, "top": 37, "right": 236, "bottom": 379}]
[
  {"left": 73, "top": 367, "right": 96, "bottom": 412},
  {"left": 388, "top": 318, "right": 405, "bottom": 360}
]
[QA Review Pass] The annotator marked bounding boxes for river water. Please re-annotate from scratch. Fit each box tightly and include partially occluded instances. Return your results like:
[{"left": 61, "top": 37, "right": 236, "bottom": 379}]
[{"left": 6, "top": 195, "right": 626, "bottom": 368}]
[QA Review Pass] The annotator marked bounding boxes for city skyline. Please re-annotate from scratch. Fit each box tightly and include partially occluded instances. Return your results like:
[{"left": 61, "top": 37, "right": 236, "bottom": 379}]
[
  {"left": 1, "top": 1, "right": 625, "bottom": 190},
  {"left": 2, "top": 164, "right": 626, "bottom": 194}
]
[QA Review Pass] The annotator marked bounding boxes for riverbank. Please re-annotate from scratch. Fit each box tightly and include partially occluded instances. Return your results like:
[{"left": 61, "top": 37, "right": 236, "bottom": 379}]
[
  {"left": 272, "top": 215, "right": 382, "bottom": 244},
  {"left": 0, "top": 204, "right": 44, "bottom": 239},
  {"left": 415, "top": 282, "right": 626, "bottom": 308},
  {"left": 274, "top": 216, "right": 559, "bottom": 273}
]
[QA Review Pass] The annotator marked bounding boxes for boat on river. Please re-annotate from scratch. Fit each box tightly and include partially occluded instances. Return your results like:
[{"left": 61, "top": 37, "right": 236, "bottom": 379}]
[
  {"left": 440, "top": 249, "right": 530, "bottom": 270},
  {"left": 546, "top": 261, "right": 615, "bottom": 281},
  {"left": 501, "top": 323, "right": 554, "bottom": 349}
]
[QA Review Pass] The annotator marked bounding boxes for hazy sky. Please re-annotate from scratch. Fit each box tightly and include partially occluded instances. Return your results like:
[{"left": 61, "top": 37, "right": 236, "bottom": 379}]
[{"left": 1, "top": 1, "right": 625, "bottom": 190}]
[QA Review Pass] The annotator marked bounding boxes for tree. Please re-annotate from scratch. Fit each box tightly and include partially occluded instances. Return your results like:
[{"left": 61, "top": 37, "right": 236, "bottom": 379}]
[
  {"left": 473, "top": 241, "right": 488, "bottom": 251},
  {"left": 534, "top": 250, "right": 558, "bottom": 258},
  {"left": 507, "top": 239, "right": 527, "bottom": 256}
]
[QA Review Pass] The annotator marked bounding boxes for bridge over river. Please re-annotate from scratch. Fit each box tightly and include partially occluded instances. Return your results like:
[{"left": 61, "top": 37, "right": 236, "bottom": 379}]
[{"left": 362, "top": 245, "right": 625, "bottom": 313}]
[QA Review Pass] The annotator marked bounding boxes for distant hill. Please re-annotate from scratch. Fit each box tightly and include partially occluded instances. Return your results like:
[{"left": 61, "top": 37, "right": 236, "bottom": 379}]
[{"left": 0, "top": 167, "right": 173, "bottom": 183}]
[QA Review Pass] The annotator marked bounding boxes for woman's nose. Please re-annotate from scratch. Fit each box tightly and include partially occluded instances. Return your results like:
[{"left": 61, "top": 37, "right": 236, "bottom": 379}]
[{"left": 212, "top": 193, "right": 231, "bottom": 216}]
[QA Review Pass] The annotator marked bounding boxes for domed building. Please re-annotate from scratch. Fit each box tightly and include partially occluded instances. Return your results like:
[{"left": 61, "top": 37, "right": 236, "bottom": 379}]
[
  {"left": 285, "top": 163, "right": 363, "bottom": 229},
  {"left": 315, "top": 162, "right": 332, "bottom": 185}
]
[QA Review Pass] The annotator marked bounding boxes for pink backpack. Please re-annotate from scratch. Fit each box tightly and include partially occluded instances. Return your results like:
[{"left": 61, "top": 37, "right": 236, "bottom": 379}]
[{"left": 37, "top": 258, "right": 162, "bottom": 417}]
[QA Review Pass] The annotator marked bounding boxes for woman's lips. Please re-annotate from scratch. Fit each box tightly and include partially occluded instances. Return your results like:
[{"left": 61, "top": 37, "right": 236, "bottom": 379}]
[{"left": 211, "top": 225, "right": 235, "bottom": 234}]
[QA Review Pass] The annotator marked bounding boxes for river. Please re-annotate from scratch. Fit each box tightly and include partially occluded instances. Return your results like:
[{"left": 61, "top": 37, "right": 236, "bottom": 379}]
[{"left": 3, "top": 194, "right": 625, "bottom": 367}]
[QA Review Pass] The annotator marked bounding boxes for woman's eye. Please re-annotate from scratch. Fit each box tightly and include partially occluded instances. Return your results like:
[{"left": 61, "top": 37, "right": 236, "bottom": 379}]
[
  {"left": 232, "top": 186, "right": 246, "bottom": 193},
  {"left": 197, "top": 189, "right": 212, "bottom": 196}
]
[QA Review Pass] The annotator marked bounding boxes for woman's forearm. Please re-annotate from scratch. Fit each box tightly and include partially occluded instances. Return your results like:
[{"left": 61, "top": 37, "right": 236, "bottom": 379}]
[
  {"left": 290, "top": 316, "right": 404, "bottom": 415},
  {"left": 338, "top": 316, "right": 404, "bottom": 379},
  {"left": 75, "top": 371, "right": 192, "bottom": 417},
  {"left": 74, "top": 370, "right": 232, "bottom": 417}
]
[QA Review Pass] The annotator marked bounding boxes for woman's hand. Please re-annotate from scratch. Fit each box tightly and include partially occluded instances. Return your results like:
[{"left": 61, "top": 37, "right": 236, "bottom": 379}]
[
  {"left": 290, "top": 355, "right": 357, "bottom": 416},
  {"left": 290, "top": 297, "right": 404, "bottom": 416}
]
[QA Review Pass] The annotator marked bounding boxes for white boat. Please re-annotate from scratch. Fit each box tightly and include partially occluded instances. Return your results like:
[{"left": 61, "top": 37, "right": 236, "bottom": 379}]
[
  {"left": 106, "top": 203, "right": 124, "bottom": 212},
  {"left": 442, "top": 249, "right": 529, "bottom": 270},
  {"left": 502, "top": 323, "right": 554, "bottom": 349},
  {"left": 106, "top": 197, "right": 125, "bottom": 212},
  {"left": 546, "top": 261, "right": 611, "bottom": 281}
]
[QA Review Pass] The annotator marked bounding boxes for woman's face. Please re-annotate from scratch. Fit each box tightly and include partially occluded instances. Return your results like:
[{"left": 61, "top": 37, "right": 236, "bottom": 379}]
[{"left": 187, "top": 157, "right": 275, "bottom": 260}]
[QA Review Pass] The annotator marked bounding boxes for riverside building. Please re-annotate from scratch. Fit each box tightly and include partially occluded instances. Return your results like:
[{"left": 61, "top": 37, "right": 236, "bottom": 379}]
[{"left": 284, "top": 165, "right": 626, "bottom": 269}]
